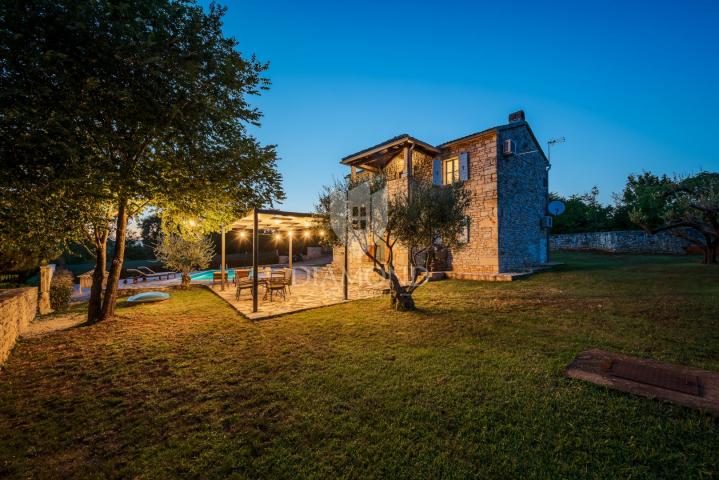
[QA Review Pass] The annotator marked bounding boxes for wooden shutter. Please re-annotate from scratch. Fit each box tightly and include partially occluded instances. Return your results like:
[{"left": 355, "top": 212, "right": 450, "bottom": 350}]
[
  {"left": 458, "top": 216, "right": 470, "bottom": 243},
  {"left": 459, "top": 152, "right": 469, "bottom": 181},
  {"left": 432, "top": 159, "right": 442, "bottom": 185}
]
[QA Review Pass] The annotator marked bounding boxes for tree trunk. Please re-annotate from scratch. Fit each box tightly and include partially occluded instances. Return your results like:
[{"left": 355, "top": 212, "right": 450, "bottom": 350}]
[
  {"left": 87, "top": 239, "right": 107, "bottom": 324},
  {"left": 99, "top": 199, "right": 129, "bottom": 321},
  {"left": 388, "top": 269, "right": 415, "bottom": 311},
  {"left": 181, "top": 273, "right": 191, "bottom": 288},
  {"left": 703, "top": 243, "right": 718, "bottom": 264}
]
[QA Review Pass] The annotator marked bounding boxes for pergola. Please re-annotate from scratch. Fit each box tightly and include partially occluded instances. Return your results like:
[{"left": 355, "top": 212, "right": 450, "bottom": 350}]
[{"left": 219, "top": 208, "right": 330, "bottom": 313}]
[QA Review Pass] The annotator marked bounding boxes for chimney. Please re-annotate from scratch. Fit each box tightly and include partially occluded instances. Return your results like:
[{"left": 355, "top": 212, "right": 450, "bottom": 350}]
[{"left": 508, "top": 110, "right": 525, "bottom": 123}]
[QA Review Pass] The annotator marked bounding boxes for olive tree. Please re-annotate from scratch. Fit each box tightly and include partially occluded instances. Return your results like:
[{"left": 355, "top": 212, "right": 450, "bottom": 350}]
[
  {"left": 321, "top": 177, "right": 470, "bottom": 310},
  {"left": 622, "top": 171, "right": 719, "bottom": 264},
  {"left": 154, "top": 234, "right": 214, "bottom": 288}
]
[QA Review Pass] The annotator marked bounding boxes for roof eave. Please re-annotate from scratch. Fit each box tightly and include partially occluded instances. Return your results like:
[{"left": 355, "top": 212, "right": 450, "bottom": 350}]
[{"left": 341, "top": 136, "right": 440, "bottom": 166}]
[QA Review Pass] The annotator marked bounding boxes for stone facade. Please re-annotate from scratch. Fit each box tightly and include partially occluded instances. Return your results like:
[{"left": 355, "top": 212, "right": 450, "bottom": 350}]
[
  {"left": 0, "top": 287, "right": 37, "bottom": 367},
  {"left": 497, "top": 126, "right": 549, "bottom": 271},
  {"left": 441, "top": 132, "right": 500, "bottom": 274},
  {"left": 334, "top": 112, "right": 550, "bottom": 280},
  {"left": 550, "top": 230, "right": 698, "bottom": 254}
]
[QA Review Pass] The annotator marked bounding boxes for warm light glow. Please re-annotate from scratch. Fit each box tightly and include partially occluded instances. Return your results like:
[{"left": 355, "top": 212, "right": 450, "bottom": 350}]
[
  {"left": 274, "top": 219, "right": 280, "bottom": 225},
  {"left": 319, "top": 230, "right": 325, "bottom": 237},
  {"left": 239, "top": 231, "right": 247, "bottom": 239},
  {"left": 303, "top": 231, "right": 310, "bottom": 238},
  {"left": 274, "top": 233, "right": 280, "bottom": 241},
  {"left": 187, "top": 219, "right": 196, "bottom": 227},
  {"left": 288, "top": 230, "right": 293, "bottom": 237}
]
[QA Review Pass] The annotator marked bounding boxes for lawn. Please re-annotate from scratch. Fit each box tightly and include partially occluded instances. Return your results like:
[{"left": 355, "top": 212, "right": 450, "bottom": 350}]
[{"left": 1, "top": 252, "right": 718, "bottom": 479}]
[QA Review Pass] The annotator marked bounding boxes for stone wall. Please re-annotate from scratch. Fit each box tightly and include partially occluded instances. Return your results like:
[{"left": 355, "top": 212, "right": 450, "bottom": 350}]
[
  {"left": 550, "top": 230, "right": 695, "bottom": 254},
  {"left": 442, "top": 132, "right": 500, "bottom": 274},
  {"left": 497, "top": 124, "right": 549, "bottom": 271},
  {"left": 0, "top": 287, "right": 37, "bottom": 367}
]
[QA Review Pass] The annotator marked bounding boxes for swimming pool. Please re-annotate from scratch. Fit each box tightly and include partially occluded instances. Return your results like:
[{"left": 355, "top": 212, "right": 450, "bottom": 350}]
[{"left": 190, "top": 269, "right": 236, "bottom": 281}]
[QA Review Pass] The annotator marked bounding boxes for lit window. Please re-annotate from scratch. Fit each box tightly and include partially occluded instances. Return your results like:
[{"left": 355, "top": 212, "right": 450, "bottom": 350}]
[{"left": 443, "top": 157, "right": 459, "bottom": 185}]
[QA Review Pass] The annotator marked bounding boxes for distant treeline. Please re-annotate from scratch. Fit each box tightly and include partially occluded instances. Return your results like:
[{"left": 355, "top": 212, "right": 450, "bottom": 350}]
[{"left": 549, "top": 187, "right": 634, "bottom": 234}]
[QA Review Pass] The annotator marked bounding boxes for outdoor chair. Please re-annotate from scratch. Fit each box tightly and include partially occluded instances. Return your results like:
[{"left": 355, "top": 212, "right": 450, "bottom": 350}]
[
  {"left": 283, "top": 268, "right": 292, "bottom": 294},
  {"left": 212, "top": 271, "right": 229, "bottom": 286},
  {"left": 264, "top": 276, "right": 287, "bottom": 301},
  {"left": 125, "top": 268, "right": 175, "bottom": 284},
  {"left": 137, "top": 266, "right": 177, "bottom": 279},
  {"left": 235, "top": 269, "right": 254, "bottom": 299}
]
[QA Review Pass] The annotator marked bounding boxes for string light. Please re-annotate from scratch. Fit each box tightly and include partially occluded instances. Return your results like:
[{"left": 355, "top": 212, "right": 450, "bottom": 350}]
[{"left": 303, "top": 230, "right": 310, "bottom": 238}]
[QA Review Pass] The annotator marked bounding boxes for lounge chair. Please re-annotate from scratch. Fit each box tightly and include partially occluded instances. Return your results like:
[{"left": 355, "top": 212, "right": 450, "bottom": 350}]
[
  {"left": 137, "top": 266, "right": 177, "bottom": 278},
  {"left": 124, "top": 268, "right": 176, "bottom": 284}
]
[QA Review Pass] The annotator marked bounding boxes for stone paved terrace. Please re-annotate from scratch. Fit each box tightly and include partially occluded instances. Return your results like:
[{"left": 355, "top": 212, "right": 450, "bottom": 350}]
[{"left": 208, "top": 271, "right": 382, "bottom": 320}]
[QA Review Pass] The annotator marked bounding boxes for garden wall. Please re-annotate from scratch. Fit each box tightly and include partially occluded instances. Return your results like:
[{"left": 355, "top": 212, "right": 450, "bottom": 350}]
[
  {"left": 0, "top": 287, "right": 37, "bottom": 367},
  {"left": 550, "top": 230, "right": 695, "bottom": 254}
]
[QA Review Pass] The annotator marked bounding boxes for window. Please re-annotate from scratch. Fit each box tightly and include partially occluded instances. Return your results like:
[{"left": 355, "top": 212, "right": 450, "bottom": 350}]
[
  {"left": 443, "top": 157, "right": 459, "bottom": 185},
  {"left": 351, "top": 205, "right": 367, "bottom": 230}
]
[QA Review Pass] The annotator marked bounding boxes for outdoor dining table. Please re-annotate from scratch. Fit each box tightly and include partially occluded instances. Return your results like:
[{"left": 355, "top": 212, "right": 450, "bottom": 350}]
[{"left": 245, "top": 271, "right": 277, "bottom": 292}]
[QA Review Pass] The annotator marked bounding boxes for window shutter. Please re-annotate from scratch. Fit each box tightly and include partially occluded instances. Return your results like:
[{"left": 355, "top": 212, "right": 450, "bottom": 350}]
[
  {"left": 459, "top": 152, "right": 469, "bottom": 181},
  {"left": 432, "top": 159, "right": 442, "bottom": 185},
  {"left": 458, "top": 216, "right": 471, "bottom": 244}
]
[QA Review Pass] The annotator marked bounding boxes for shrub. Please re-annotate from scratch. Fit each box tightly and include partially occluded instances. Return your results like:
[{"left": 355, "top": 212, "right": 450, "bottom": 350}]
[{"left": 50, "top": 268, "right": 74, "bottom": 312}]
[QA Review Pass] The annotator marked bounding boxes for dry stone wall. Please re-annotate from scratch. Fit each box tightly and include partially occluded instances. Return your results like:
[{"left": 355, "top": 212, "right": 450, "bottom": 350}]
[
  {"left": 0, "top": 287, "right": 37, "bottom": 367},
  {"left": 550, "top": 230, "right": 696, "bottom": 254}
]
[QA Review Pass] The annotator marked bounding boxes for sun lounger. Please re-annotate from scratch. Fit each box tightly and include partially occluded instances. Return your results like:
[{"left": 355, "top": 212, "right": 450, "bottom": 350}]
[
  {"left": 124, "top": 268, "right": 177, "bottom": 284},
  {"left": 137, "top": 266, "right": 177, "bottom": 278}
]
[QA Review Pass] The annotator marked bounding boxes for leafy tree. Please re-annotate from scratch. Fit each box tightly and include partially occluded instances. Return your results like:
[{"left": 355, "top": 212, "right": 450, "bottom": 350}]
[
  {"left": 0, "top": 183, "right": 87, "bottom": 271},
  {"left": 140, "top": 214, "right": 162, "bottom": 251},
  {"left": 549, "top": 187, "right": 617, "bottom": 234},
  {"left": 154, "top": 234, "right": 214, "bottom": 288},
  {"left": 621, "top": 171, "right": 719, "bottom": 264},
  {"left": 1, "top": 1, "right": 283, "bottom": 322}
]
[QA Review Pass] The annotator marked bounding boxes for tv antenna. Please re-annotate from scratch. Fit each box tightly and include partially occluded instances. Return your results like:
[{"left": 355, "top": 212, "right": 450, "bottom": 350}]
[{"left": 547, "top": 137, "right": 565, "bottom": 163}]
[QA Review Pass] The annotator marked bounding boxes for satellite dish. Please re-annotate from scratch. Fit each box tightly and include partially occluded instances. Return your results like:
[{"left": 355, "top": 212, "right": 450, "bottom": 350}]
[{"left": 548, "top": 200, "right": 566, "bottom": 216}]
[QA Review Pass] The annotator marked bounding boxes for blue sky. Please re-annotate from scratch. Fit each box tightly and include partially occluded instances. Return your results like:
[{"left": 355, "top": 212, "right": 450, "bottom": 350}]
[{"left": 212, "top": 0, "right": 719, "bottom": 211}]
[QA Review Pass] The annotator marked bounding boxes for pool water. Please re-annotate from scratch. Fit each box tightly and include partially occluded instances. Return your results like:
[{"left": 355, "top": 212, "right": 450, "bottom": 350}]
[{"left": 190, "top": 269, "right": 236, "bottom": 281}]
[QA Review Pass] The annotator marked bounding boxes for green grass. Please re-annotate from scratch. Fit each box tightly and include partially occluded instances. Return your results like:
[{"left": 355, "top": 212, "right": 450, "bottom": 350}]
[{"left": 1, "top": 252, "right": 718, "bottom": 479}]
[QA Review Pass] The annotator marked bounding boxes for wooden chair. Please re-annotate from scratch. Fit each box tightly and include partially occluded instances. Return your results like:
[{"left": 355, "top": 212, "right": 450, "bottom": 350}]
[
  {"left": 235, "top": 269, "right": 254, "bottom": 299},
  {"left": 212, "top": 271, "right": 228, "bottom": 286}
]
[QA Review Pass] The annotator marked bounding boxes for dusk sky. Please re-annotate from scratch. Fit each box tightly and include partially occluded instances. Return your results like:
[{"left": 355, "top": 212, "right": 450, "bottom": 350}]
[{"left": 212, "top": 0, "right": 719, "bottom": 212}]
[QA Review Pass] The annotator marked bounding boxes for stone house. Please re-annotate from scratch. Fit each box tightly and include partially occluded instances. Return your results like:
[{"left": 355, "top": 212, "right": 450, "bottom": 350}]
[{"left": 333, "top": 111, "right": 551, "bottom": 281}]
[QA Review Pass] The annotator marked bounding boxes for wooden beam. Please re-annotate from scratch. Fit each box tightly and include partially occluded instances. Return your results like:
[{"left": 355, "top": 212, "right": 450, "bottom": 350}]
[
  {"left": 220, "top": 225, "right": 226, "bottom": 291},
  {"left": 252, "top": 208, "right": 259, "bottom": 313}
]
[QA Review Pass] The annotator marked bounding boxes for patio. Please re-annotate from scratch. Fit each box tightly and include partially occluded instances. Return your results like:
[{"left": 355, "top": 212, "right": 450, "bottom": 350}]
[{"left": 208, "top": 266, "right": 383, "bottom": 320}]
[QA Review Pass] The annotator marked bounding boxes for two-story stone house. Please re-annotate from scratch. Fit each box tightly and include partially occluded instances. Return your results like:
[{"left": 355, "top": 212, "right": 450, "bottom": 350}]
[{"left": 333, "top": 111, "right": 550, "bottom": 282}]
